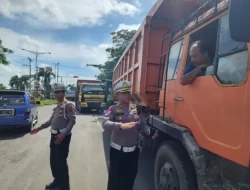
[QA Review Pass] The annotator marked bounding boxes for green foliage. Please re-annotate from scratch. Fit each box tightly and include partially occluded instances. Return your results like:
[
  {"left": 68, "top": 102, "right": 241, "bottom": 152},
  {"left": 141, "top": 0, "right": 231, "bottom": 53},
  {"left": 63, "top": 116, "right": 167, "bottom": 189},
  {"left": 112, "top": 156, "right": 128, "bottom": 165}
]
[
  {"left": 0, "top": 39, "right": 13, "bottom": 65},
  {"left": 67, "top": 84, "right": 76, "bottom": 91},
  {"left": 0, "top": 83, "right": 6, "bottom": 89},
  {"left": 9, "top": 75, "right": 29, "bottom": 90},
  {"left": 39, "top": 99, "right": 57, "bottom": 107},
  {"left": 88, "top": 29, "right": 136, "bottom": 81},
  {"left": 36, "top": 70, "right": 56, "bottom": 99}
]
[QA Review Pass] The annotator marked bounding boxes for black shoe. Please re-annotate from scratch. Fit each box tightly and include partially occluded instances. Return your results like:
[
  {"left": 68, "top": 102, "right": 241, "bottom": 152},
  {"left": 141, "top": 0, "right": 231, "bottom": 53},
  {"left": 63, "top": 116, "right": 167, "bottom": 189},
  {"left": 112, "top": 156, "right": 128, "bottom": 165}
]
[
  {"left": 60, "top": 185, "right": 70, "bottom": 190},
  {"left": 45, "top": 181, "right": 60, "bottom": 190}
]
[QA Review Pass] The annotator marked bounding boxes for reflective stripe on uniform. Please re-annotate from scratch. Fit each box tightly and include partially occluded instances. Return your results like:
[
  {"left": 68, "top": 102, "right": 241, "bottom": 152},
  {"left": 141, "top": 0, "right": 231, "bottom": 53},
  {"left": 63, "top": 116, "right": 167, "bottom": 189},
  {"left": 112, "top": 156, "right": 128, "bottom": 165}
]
[
  {"left": 110, "top": 141, "right": 137, "bottom": 152},
  {"left": 51, "top": 128, "right": 67, "bottom": 134}
]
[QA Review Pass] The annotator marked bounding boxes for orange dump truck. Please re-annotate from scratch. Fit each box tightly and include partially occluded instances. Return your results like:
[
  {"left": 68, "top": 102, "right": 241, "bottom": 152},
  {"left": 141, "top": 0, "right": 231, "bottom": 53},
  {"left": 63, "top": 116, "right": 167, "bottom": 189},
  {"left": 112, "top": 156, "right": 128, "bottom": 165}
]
[{"left": 113, "top": 0, "right": 250, "bottom": 189}]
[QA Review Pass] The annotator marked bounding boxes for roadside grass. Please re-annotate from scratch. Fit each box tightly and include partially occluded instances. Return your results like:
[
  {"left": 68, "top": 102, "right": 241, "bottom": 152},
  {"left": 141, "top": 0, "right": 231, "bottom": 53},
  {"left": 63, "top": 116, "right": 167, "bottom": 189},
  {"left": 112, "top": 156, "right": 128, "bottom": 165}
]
[{"left": 39, "top": 99, "right": 57, "bottom": 107}]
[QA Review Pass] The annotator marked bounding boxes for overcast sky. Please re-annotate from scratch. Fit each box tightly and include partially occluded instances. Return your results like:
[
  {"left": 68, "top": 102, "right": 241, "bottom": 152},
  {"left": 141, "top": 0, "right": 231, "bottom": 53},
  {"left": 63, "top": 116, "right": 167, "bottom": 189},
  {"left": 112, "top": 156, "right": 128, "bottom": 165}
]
[{"left": 0, "top": 0, "right": 154, "bottom": 86}]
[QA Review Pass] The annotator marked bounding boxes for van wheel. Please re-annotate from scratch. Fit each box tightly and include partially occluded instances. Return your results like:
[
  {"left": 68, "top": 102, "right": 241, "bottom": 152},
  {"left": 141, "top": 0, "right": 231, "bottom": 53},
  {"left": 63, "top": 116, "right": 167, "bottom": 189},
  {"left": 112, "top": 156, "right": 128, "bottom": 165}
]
[
  {"left": 154, "top": 141, "right": 198, "bottom": 190},
  {"left": 34, "top": 115, "right": 38, "bottom": 125}
]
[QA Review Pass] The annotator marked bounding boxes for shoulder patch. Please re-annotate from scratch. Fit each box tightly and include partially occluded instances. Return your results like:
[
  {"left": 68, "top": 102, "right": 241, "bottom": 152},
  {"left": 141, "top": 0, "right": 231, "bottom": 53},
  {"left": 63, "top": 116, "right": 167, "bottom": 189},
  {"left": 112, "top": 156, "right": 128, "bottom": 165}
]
[{"left": 66, "top": 104, "right": 74, "bottom": 112}]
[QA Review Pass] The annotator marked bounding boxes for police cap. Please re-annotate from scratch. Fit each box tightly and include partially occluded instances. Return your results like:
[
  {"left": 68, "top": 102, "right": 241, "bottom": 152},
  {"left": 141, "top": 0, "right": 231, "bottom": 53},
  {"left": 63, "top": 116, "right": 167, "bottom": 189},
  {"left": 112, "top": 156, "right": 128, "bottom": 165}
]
[
  {"left": 54, "top": 83, "right": 66, "bottom": 92},
  {"left": 114, "top": 80, "right": 131, "bottom": 94}
]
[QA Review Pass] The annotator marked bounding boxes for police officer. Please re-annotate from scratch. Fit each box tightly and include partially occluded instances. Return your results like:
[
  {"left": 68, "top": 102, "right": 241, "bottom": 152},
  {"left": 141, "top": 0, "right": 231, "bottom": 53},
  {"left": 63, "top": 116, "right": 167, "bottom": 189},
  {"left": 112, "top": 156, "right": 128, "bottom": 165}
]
[
  {"left": 30, "top": 84, "right": 76, "bottom": 190},
  {"left": 102, "top": 80, "right": 157, "bottom": 190}
]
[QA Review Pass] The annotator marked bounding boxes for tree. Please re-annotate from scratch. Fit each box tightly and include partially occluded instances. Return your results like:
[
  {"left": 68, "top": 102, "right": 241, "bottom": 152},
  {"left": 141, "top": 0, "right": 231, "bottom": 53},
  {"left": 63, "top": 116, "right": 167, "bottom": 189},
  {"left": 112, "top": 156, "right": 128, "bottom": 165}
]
[
  {"left": 0, "top": 39, "right": 13, "bottom": 65},
  {"left": 67, "top": 84, "right": 76, "bottom": 91},
  {"left": 9, "top": 75, "right": 29, "bottom": 90},
  {"left": 0, "top": 83, "right": 6, "bottom": 89},
  {"left": 37, "top": 70, "right": 56, "bottom": 99},
  {"left": 87, "top": 29, "right": 136, "bottom": 81}
]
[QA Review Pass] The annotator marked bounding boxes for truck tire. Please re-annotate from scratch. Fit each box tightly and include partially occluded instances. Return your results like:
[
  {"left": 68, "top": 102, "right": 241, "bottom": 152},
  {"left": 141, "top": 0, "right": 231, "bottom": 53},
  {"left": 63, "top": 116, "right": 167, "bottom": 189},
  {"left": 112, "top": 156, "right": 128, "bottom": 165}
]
[
  {"left": 80, "top": 108, "right": 86, "bottom": 113},
  {"left": 154, "top": 141, "right": 198, "bottom": 190}
]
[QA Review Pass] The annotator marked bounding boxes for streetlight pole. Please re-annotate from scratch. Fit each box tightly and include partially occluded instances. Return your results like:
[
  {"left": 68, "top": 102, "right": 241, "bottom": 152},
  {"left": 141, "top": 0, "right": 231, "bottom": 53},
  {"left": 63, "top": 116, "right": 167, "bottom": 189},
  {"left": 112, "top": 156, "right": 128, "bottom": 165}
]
[
  {"left": 51, "top": 62, "right": 59, "bottom": 84},
  {"left": 57, "top": 63, "right": 60, "bottom": 84},
  {"left": 22, "top": 57, "right": 33, "bottom": 91},
  {"left": 28, "top": 57, "right": 32, "bottom": 91},
  {"left": 21, "top": 48, "right": 51, "bottom": 78}
]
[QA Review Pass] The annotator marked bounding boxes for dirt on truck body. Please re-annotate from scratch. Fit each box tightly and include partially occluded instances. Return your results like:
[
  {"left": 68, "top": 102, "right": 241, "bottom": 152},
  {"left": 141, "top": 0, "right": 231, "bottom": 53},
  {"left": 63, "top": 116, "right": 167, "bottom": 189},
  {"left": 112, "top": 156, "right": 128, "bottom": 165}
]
[{"left": 112, "top": 0, "right": 250, "bottom": 189}]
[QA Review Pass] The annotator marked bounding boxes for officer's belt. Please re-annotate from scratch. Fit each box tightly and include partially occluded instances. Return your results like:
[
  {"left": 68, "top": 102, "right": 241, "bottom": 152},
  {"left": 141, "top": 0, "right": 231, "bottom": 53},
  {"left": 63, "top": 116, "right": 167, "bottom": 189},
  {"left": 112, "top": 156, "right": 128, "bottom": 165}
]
[
  {"left": 110, "top": 141, "right": 137, "bottom": 153},
  {"left": 50, "top": 128, "right": 67, "bottom": 135}
]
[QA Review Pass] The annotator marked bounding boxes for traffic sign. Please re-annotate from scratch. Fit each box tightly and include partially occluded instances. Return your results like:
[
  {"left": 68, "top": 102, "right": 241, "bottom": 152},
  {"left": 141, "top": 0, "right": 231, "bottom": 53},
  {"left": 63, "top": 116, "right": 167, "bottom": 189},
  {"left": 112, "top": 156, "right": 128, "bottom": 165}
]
[{"left": 45, "top": 66, "right": 52, "bottom": 72}]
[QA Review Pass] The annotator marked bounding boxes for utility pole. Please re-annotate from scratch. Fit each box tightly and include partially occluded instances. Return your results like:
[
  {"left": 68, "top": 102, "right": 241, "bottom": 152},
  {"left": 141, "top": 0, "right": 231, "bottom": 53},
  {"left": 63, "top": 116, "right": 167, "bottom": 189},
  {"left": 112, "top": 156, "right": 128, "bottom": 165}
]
[
  {"left": 57, "top": 63, "right": 60, "bottom": 84},
  {"left": 21, "top": 48, "right": 51, "bottom": 78},
  {"left": 28, "top": 57, "right": 32, "bottom": 90},
  {"left": 22, "top": 57, "right": 33, "bottom": 91},
  {"left": 51, "top": 62, "right": 59, "bottom": 84}
]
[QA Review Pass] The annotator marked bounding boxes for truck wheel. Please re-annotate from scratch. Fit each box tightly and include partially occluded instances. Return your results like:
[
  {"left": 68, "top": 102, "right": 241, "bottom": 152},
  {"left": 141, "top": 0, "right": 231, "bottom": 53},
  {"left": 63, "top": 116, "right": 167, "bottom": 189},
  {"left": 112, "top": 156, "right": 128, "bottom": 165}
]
[{"left": 154, "top": 141, "right": 198, "bottom": 190}]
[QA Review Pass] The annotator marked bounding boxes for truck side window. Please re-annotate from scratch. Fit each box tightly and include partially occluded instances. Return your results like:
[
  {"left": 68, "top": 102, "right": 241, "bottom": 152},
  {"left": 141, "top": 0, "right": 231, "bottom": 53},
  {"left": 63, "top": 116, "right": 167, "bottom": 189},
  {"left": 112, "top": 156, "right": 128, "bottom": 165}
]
[
  {"left": 166, "top": 40, "right": 184, "bottom": 80},
  {"left": 218, "top": 14, "right": 246, "bottom": 55},
  {"left": 216, "top": 14, "right": 248, "bottom": 84}
]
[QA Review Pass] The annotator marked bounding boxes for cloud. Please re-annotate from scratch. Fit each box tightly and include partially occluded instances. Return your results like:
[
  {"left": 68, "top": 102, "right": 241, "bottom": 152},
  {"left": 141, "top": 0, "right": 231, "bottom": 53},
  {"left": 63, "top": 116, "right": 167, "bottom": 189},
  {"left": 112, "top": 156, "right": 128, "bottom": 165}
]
[
  {"left": 0, "top": 0, "right": 140, "bottom": 29},
  {"left": 0, "top": 27, "right": 110, "bottom": 86},
  {"left": 0, "top": 63, "right": 27, "bottom": 87},
  {"left": 116, "top": 23, "right": 140, "bottom": 31},
  {"left": 0, "top": 27, "right": 110, "bottom": 65},
  {"left": 132, "top": 0, "right": 142, "bottom": 7}
]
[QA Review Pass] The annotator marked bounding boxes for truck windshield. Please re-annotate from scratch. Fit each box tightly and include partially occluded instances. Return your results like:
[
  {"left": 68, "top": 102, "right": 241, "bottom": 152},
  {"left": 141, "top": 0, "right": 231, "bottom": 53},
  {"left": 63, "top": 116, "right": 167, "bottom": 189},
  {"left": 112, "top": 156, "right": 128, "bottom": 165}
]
[
  {"left": 0, "top": 92, "right": 25, "bottom": 106},
  {"left": 82, "top": 85, "right": 104, "bottom": 94}
]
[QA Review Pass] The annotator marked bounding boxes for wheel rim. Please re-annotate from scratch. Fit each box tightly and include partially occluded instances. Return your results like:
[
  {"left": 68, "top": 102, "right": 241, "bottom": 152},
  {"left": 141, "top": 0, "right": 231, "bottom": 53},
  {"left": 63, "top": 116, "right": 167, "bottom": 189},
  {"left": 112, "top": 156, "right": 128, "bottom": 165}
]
[{"left": 159, "top": 162, "right": 180, "bottom": 190}]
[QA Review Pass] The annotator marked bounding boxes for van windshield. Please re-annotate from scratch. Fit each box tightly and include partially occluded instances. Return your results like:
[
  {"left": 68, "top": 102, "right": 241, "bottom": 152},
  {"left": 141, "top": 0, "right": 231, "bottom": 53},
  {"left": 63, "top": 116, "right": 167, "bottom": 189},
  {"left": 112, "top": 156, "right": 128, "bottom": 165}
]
[{"left": 0, "top": 92, "right": 25, "bottom": 106}]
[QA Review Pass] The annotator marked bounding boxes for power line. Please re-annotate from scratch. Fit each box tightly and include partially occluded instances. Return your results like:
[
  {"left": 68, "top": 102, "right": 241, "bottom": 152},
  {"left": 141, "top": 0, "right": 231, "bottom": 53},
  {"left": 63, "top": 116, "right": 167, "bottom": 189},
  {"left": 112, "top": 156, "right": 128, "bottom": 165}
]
[{"left": 21, "top": 49, "right": 51, "bottom": 77}]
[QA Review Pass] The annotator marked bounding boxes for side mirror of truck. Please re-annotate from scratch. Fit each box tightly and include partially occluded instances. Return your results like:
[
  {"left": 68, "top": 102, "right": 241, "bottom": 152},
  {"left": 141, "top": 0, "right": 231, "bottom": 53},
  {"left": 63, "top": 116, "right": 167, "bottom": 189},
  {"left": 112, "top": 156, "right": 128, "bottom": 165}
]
[{"left": 229, "top": 0, "right": 250, "bottom": 42}]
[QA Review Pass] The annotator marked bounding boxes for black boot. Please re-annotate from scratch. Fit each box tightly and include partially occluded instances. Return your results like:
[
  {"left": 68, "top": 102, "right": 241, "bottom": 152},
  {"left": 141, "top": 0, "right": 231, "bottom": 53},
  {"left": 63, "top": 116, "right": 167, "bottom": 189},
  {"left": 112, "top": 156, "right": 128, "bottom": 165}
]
[
  {"left": 60, "top": 184, "right": 70, "bottom": 190},
  {"left": 45, "top": 181, "right": 60, "bottom": 190}
]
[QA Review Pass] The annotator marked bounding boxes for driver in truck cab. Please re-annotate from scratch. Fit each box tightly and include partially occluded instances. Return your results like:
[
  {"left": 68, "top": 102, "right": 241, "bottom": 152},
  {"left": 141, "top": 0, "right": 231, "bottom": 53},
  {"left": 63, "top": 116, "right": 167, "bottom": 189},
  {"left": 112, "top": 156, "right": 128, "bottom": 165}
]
[{"left": 181, "top": 40, "right": 212, "bottom": 85}]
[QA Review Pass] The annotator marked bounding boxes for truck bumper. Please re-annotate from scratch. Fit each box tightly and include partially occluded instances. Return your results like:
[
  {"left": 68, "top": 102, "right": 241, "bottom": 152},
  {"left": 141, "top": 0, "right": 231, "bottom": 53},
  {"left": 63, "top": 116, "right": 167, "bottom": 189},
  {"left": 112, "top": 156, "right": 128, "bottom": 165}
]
[{"left": 80, "top": 102, "right": 106, "bottom": 109}]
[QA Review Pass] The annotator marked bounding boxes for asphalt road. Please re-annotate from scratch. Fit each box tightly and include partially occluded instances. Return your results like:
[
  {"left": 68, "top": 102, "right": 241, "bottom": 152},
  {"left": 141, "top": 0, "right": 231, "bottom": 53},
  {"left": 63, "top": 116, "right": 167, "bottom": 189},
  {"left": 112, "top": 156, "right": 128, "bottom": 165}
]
[{"left": 0, "top": 105, "right": 155, "bottom": 190}]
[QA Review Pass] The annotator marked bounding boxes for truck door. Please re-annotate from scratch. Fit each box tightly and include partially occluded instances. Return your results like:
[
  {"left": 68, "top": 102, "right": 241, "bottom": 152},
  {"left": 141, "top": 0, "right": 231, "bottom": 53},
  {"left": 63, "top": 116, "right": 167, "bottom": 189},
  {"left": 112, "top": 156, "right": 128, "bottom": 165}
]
[
  {"left": 174, "top": 13, "right": 250, "bottom": 166},
  {"left": 163, "top": 39, "right": 184, "bottom": 120}
]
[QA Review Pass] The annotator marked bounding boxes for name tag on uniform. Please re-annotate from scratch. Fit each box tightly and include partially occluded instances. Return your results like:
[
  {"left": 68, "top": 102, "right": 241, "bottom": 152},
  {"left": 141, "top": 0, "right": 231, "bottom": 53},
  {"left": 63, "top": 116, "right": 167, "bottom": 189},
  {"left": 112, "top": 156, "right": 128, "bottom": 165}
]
[
  {"left": 115, "top": 109, "right": 123, "bottom": 113},
  {"left": 58, "top": 108, "right": 64, "bottom": 113}
]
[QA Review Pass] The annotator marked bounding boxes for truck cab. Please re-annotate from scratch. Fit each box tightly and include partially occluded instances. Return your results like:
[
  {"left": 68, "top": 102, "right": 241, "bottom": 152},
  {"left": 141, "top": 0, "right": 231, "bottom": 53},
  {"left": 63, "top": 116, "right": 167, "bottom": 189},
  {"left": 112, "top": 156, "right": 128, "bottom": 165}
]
[
  {"left": 112, "top": 0, "right": 250, "bottom": 189},
  {"left": 75, "top": 79, "right": 106, "bottom": 113}
]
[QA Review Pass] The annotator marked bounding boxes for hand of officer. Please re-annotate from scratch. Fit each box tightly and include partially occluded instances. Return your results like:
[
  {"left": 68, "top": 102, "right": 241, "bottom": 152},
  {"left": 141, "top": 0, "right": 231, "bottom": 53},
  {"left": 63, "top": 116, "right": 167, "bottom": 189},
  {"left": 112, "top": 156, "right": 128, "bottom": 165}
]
[
  {"left": 30, "top": 128, "right": 40, "bottom": 135},
  {"left": 120, "top": 122, "right": 137, "bottom": 130},
  {"left": 152, "top": 130, "right": 159, "bottom": 140},
  {"left": 55, "top": 134, "right": 66, "bottom": 145}
]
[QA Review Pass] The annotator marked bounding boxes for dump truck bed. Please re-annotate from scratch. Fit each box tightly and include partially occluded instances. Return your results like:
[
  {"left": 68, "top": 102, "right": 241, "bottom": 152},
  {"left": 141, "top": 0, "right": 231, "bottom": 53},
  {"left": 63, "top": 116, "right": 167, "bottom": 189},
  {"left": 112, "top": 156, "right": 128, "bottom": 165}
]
[{"left": 113, "top": 0, "right": 200, "bottom": 110}]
